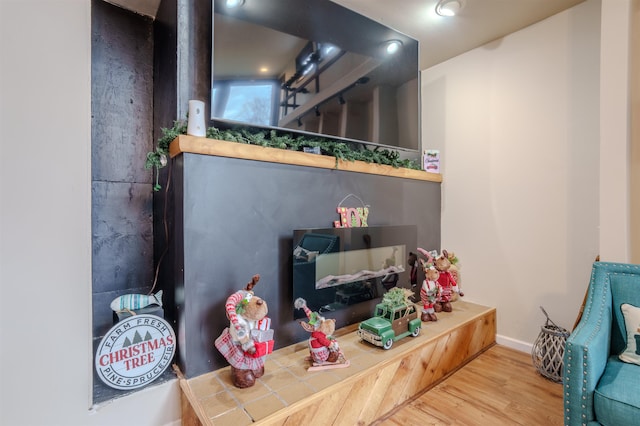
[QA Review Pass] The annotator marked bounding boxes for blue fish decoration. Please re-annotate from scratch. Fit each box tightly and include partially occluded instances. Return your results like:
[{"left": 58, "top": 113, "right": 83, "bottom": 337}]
[{"left": 110, "top": 290, "right": 163, "bottom": 312}]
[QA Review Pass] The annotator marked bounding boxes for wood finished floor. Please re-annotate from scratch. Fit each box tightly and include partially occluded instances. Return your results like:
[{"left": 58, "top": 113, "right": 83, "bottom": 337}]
[{"left": 372, "top": 345, "right": 564, "bottom": 426}]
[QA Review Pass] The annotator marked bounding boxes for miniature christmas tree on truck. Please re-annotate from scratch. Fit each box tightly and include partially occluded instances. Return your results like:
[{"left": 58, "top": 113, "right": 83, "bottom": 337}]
[{"left": 357, "top": 288, "right": 421, "bottom": 349}]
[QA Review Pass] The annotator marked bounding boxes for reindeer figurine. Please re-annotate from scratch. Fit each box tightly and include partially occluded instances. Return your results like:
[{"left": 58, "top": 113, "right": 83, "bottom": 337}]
[
  {"left": 420, "top": 260, "right": 441, "bottom": 322},
  {"left": 433, "top": 250, "right": 461, "bottom": 312},
  {"left": 417, "top": 248, "right": 463, "bottom": 313},
  {"left": 214, "top": 275, "right": 274, "bottom": 388}
]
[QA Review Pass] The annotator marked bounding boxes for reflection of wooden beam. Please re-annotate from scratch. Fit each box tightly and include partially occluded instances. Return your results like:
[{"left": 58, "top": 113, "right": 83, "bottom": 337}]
[
  {"left": 339, "top": 101, "right": 349, "bottom": 139},
  {"left": 283, "top": 50, "right": 346, "bottom": 95},
  {"left": 279, "top": 57, "right": 381, "bottom": 128}
]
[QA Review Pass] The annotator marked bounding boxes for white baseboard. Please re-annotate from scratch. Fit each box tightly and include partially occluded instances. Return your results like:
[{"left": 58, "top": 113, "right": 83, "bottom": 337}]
[{"left": 496, "top": 334, "right": 533, "bottom": 354}]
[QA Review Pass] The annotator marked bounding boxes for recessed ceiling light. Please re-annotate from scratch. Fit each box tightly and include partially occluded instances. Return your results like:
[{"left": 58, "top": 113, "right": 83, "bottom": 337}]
[
  {"left": 259, "top": 67, "right": 269, "bottom": 73},
  {"left": 384, "top": 39, "right": 403, "bottom": 55},
  {"left": 225, "top": 0, "right": 245, "bottom": 9},
  {"left": 435, "top": 0, "right": 462, "bottom": 17}
]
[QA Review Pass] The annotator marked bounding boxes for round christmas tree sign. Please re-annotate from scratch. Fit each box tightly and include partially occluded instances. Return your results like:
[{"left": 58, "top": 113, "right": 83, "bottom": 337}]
[{"left": 95, "top": 314, "right": 176, "bottom": 390}]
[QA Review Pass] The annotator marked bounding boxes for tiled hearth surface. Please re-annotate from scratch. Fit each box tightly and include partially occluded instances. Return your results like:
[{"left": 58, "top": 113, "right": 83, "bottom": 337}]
[{"left": 185, "top": 300, "right": 491, "bottom": 425}]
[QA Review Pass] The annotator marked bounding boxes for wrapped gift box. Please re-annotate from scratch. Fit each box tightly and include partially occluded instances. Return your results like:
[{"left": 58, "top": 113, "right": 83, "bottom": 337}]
[
  {"left": 251, "top": 328, "right": 274, "bottom": 342},
  {"left": 256, "top": 317, "right": 271, "bottom": 331},
  {"left": 250, "top": 340, "right": 274, "bottom": 358}
]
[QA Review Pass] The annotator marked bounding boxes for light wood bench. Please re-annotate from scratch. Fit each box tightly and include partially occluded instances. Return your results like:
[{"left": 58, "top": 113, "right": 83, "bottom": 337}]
[{"left": 177, "top": 300, "right": 496, "bottom": 425}]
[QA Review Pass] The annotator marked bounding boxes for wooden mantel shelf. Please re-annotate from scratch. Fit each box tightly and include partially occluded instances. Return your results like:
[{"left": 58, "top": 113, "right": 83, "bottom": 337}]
[{"left": 169, "top": 135, "right": 442, "bottom": 183}]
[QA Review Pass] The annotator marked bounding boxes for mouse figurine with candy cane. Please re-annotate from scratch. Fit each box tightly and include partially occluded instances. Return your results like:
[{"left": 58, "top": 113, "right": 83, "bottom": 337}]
[
  {"left": 295, "top": 298, "right": 349, "bottom": 371},
  {"left": 420, "top": 262, "right": 441, "bottom": 322}
]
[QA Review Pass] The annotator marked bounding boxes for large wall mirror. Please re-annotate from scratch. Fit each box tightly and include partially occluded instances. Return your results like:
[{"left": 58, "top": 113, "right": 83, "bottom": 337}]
[{"left": 212, "top": 0, "right": 420, "bottom": 150}]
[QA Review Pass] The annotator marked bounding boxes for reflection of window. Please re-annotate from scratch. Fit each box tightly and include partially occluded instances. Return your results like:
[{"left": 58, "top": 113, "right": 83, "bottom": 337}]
[{"left": 212, "top": 80, "right": 279, "bottom": 126}]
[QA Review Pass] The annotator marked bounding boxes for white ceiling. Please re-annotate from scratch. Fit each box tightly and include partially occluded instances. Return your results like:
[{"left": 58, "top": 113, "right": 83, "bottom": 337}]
[
  {"left": 332, "top": 0, "right": 586, "bottom": 69},
  {"left": 103, "top": 0, "right": 162, "bottom": 19}
]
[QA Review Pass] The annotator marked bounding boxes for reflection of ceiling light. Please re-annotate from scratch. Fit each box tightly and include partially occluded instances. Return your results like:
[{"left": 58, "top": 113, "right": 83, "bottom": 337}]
[
  {"left": 322, "top": 45, "right": 335, "bottom": 56},
  {"left": 435, "top": 0, "right": 462, "bottom": 17},
  {"left": 384, "top": 39, "right": 403, "bottom": 55},
  {"left": 225, "top": 0, "right": 245, "bottom": 9}
]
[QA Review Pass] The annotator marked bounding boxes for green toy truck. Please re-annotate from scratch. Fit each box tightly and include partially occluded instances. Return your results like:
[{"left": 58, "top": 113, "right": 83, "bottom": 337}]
[{"left": 357, "top": 296, "right": 421, "bottom": 350}]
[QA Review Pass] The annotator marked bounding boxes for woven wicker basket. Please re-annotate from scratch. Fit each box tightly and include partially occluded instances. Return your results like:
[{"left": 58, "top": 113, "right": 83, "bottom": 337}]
[{"left": 531, "top": 306, "right": 570, "bottom": 383}]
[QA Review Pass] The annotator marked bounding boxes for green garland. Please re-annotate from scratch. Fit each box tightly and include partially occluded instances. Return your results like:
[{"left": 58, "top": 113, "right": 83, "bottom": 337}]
[
  {"left": 145, "top": 120, "right": 187, "bottom": 191},
  {"left": 146, "top": 120, "right": 421, "bottom": 191}
]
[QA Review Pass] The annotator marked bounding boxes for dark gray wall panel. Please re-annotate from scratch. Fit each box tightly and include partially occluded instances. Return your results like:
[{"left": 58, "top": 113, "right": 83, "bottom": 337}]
[
  {"left": 92, "top": 181, "right": 153, "bottom": 334},
  {"left": 163, "top": 153, "right": 441, "bottom": 377},
  {"left": 153, "top": 0, "right": 178, "bottom": 130},
  {"left": 91, "top": 0, "right": 155, "bottom": 329},
  {"left": 92, "top": 0, "right": 154, "bottom": 184},
  {"left": 91, "top": 0, "right": 156, "bottom": 403}
]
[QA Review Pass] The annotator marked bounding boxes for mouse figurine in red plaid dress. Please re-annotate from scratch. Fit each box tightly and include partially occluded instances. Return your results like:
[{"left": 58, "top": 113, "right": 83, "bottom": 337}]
[
  {"left": 295, "top": 298, "right": 349, "bottom": 371},
  {"left": 215, "top": 275, "right": 274, "bottom": 388}
]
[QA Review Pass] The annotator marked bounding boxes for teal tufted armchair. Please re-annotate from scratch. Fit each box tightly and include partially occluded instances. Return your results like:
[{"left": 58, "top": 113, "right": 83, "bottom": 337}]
[{"left": 563, "top": 262, "right": 640, "bottom": 426}]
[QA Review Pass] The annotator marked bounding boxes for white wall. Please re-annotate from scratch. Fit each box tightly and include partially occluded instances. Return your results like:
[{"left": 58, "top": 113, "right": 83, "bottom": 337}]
[
  {"left": 0, "top": 1, "right": 180, "bottom": 425},
  {"left": 632, "top": 0, "right": 640, "bottom": 263},
  {"left": 599, "top": 0, "right": 633, "bottom": 261},
  {"left": 422, "top": 0, "right": 603, "bottom": 347}
]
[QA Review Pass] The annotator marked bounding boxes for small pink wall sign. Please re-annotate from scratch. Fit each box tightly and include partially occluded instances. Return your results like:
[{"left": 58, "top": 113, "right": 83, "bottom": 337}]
[{"left": 334, "top": 206, "right": 370, "bottom": 228}]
